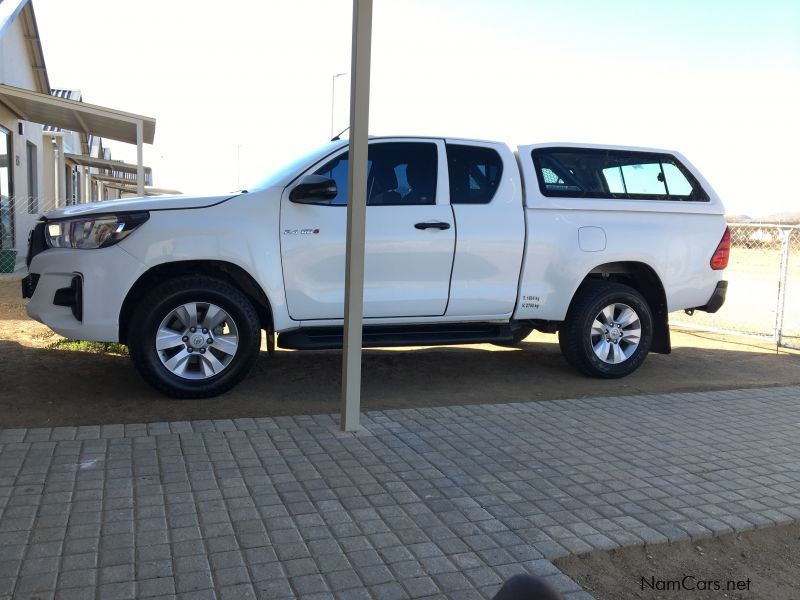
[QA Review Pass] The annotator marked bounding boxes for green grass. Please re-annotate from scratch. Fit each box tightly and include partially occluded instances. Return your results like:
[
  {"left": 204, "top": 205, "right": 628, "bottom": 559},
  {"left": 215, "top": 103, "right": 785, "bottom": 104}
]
[{"left": 48, "top": 339, "right": 129, "bottom": 355}]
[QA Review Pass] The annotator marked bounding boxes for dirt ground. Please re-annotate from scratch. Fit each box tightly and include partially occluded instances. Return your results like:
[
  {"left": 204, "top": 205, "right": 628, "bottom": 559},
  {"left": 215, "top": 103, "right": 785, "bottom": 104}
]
[
  {"left": 556, "top": 522, "right": 800, "bottom": 600},
  {"left": 1, "top": 278, "right": 799, "bottom": 429}
]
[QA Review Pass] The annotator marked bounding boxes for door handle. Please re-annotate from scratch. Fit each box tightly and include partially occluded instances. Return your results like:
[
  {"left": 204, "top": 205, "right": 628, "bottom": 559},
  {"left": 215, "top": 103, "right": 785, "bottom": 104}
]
[{"left": 414, "top": 221, "right": 451, "bottom": 231}]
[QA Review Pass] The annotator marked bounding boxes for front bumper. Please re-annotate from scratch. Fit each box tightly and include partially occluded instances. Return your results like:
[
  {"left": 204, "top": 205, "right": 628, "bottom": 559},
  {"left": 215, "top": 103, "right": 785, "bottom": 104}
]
[
  {"left": 697, "top": 280, "right": 727, "bottom": 314},
  {"left": 21, "top": 273, "right": 40, "bottom": 299},
  {"left": 25, "top": 246, "right": 145, "bottom": 342}
]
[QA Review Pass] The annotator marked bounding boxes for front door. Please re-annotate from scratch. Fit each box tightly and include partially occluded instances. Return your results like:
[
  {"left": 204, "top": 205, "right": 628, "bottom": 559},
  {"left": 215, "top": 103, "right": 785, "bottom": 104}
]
[{"left": 280, "top": 139, "right": 455, "bottom": 320}]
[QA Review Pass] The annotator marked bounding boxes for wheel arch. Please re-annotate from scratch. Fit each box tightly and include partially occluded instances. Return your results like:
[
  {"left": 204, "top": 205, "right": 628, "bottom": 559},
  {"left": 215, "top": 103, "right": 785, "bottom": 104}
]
[
  {"left": 574, "top": 261, "right": 670, "bottom": 354},
  {"left": 119, "top": 260, "right": 273, "bottom": 344}
]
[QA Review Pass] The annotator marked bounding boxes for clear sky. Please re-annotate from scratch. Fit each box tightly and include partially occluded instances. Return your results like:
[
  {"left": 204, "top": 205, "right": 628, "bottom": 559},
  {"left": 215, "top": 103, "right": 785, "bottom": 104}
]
[{"left": 33, "top": 0, "right": 800, "bottom": 216}]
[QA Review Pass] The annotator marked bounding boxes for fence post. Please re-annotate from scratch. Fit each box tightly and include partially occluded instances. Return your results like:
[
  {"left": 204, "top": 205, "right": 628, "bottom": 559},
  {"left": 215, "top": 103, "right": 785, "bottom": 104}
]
[{"left": 774, "top": 227, "right": 792, "bottom": 348}]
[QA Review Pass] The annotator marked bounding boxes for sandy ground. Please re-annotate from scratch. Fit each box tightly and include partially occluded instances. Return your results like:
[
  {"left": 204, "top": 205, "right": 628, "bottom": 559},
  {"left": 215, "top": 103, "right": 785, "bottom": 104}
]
[
  {"left": 556, "top": 523, "right": 800, "bottom": 600},
  {"left": 1, "top": 278, "right": 799, "bottom": 429}
]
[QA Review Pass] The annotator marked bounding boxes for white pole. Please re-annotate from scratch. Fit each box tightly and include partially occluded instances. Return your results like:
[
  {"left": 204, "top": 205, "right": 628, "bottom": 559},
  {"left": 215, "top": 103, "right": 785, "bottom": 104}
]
[
  {"left": 340, "top": 0, "right": 372, "bottom": 432},
  {"left": 83, "top": 168, "right": 91, "bottom": 203},
  {"left": 774, "top": 227, "right": 792, "bottom": 348},
  {"left": 55, "top": 136, "right": 66, "bottom": 208},
  {"left": 136, "top": 120, "right": 144, "bottom": 197}
]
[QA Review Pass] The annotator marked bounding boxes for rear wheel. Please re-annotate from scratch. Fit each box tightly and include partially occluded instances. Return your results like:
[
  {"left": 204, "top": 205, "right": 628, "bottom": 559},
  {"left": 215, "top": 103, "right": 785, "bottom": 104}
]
[
  {"left": 559, "top": 281, "right": 653, "bottom": 378},
  {"left": 128, "top": 275, "right": 261, "bottom": 398}
]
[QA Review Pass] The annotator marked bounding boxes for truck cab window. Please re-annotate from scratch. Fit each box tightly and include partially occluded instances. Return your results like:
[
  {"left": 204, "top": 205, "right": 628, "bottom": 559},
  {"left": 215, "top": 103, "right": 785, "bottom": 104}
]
[
  {"left": 314, "top": 154, "right": 355, "bottom": 206},
  {"left": 313, "top": 142, "right": 438, "bottom": 206},
  {"left": 446, "top": 144, "right": 504, "bottom": 204}
]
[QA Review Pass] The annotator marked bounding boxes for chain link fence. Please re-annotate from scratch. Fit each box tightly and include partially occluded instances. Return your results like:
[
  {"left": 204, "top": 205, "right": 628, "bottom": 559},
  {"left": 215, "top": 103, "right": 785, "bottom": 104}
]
[
  {"left": 672, "top": 223, "right": 800, "bottom": 350},
  {"left": 1, "top": 196, "right": 59, "bottom": 274},
  {"left": 781, "top": 228, "right": 800, "bottom": 349}
]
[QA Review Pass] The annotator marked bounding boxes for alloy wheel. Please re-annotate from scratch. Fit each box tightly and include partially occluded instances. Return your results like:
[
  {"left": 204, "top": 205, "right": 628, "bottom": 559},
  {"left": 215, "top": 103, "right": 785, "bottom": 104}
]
[
  {"left": 155, "top": 302, "right": 239, "bottom": 379},
  {"left": 590, "top": 302, "right": 641, "bottom": 364}
]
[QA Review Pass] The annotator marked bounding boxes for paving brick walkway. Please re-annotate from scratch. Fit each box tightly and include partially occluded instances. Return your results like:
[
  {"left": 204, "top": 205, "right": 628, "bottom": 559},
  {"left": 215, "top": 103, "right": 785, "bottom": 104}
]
[{"left": 1, "top": 386, "right": 799, "bottom": 600}]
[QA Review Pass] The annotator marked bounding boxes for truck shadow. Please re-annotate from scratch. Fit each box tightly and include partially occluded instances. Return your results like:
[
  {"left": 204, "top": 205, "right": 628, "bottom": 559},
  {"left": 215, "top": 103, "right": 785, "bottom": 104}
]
[{"left": 1, "top": 337, "right": 799, "bottom": 429}]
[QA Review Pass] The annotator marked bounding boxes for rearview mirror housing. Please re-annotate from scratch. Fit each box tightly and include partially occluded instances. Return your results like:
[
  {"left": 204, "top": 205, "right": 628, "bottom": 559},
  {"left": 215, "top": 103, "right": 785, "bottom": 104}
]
[{"left": 289, "top": 175, "right": 337, "bottom": 204}]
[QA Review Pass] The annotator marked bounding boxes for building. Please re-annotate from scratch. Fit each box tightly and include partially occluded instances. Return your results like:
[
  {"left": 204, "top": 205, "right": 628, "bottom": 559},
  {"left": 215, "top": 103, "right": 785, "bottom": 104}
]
[
  {"left": 0, "top": 0, "right": 157, "bottom": 272},
  {"left": 46, "top": 89, "right": 155, "bottom": 205}
]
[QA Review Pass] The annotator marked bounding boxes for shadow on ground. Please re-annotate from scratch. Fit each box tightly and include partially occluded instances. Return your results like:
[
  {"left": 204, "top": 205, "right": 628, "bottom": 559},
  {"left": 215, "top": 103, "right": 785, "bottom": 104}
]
[{"left": 2, "top": 332, "right": 799, "bottom": 428}]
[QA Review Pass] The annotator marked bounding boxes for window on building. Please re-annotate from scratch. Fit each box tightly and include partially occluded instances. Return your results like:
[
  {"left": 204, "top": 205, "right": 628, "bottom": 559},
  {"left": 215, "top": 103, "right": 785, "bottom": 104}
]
[
  {"left": 27, "top": 143, "right": 38, "bottom": 214},
  {"left": 531, "top": 148, "right": 708, "bottom": 201},
  {"left": 65, "top": 166, "right": 72, "bottom": 206},
  {"left": 312, "top": 142, "right": 438, "bottom": 206},
  {"left": 446, "top": 144, "right": 504, "bottom": 204},
  {"left": 0, "top": 127, "right": 13, "bottom": 250},
  {"left": 71, "top": 167, "right": 80, "bottom": 205}
]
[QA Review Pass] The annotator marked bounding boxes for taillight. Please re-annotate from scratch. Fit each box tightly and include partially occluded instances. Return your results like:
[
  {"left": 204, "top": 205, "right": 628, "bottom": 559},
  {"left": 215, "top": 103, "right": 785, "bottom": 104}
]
[{"left": 710, "top": 226, "right": 730, "bottom": 270}]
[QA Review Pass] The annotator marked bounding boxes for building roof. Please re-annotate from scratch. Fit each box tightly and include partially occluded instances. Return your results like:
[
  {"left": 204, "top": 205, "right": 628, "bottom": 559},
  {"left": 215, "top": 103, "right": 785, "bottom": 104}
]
[
  {"left": 65, "top": 153, "right": 152, "bottom": 175},
  {"left": 0, "top": 0, "right": 50, "bottom": 93},
  {"left": 0, "top": 84, "right": 156, "bottom": 144},
  {"left": 46, "top": 90, "right": 92, "bottom": 153},
  {"left": 44, "top": 89, "right": 81, "bottom": 131}
]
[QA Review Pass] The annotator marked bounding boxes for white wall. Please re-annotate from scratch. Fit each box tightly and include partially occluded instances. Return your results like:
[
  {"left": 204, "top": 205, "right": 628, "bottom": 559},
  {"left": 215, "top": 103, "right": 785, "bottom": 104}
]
[
  {"left": 12, "top": 124, "right": 44, "bottom": 256},
  {"left": 0, "top": 13, "right": 38, "bottom": 91},
  {"left": 0, "top": 16, "right": 46, "bottom": 269}
]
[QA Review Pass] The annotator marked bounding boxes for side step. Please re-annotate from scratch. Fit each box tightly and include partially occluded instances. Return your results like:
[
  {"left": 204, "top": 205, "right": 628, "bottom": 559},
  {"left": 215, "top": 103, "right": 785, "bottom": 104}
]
[{"left": 278, "top": 322, "right": 515, "bottom": 350}]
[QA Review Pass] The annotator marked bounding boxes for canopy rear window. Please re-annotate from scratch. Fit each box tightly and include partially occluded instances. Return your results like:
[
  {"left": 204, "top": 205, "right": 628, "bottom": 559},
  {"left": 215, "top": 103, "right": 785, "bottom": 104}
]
[{"left": 532, "top": 147, "right": 708, "bottom": 201}]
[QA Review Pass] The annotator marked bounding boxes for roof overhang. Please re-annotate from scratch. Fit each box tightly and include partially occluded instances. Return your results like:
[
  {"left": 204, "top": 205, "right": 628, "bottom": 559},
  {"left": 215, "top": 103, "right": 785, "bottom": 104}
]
[
  {"left": 65, "top": 153, "right": 152, "bottom": 175},
  {"left": 90, "top": 173, "right": 149, "bottom": 185},
  {"left": 101, "top": 182, "right": 182, "bottom": 196},
  {"left": 0, "top": 84, "right": 155, "bottom": 144}
]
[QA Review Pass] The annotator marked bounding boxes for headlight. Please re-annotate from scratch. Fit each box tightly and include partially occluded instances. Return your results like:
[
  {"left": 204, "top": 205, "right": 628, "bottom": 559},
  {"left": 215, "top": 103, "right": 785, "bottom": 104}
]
[{"left": 45, "top": 212, "right": 149, "bottom": 249}]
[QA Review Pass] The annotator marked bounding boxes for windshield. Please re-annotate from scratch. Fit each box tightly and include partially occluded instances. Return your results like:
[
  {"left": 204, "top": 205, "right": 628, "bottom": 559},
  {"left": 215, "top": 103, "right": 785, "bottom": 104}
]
[{"left": 248, "top": 141, "right": 345, "bottom": 192}]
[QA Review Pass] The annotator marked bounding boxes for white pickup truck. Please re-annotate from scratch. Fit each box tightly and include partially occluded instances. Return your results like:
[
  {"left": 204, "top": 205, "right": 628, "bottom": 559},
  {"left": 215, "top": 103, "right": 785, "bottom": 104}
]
[{"left": 23, "top": 138, "right": 729, "bottom": 397}]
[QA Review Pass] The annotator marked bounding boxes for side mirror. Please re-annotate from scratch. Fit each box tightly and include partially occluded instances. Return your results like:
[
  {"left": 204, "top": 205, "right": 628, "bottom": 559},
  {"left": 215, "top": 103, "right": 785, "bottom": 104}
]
[{"left": 289, "top": 174, "right": 337, "bottom": 204}]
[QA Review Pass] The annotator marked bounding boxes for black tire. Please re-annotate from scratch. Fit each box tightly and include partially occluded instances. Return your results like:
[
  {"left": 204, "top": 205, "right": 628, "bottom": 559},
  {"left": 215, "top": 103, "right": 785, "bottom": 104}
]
[
  {"left": 558, "top": 280, "right": 653, "bottom": 378},
  {"left": 128, "top": 275, "right": 261, "bottom": 398}
]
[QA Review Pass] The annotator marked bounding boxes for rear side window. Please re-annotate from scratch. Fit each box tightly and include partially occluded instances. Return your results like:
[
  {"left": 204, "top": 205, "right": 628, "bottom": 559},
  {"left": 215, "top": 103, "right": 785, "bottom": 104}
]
[
  {"left": 532, "top": 148, "right": 707, "bottom": 201},
  {"left": 447, "top": 144, "right": 503, "bottom": 204}
]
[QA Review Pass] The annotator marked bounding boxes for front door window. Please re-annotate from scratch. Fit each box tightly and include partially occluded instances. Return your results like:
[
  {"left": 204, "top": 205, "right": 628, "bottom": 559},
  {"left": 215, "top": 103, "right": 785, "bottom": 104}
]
[{"left": 312, "top": 142, "right": 438, "bottom": 206}]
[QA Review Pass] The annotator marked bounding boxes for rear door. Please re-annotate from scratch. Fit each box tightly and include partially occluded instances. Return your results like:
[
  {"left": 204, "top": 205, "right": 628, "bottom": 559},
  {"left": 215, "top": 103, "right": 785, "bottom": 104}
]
[
  {"left": 444, "top": 141, "right": 525, "bottom": 317},
  {"left": 280, "top": 138, "right": 455, "bottom": 320}
]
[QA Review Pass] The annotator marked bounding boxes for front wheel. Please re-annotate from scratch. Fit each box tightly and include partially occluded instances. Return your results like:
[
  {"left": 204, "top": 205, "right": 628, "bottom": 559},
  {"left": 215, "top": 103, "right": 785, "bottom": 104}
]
[
  {"left": 558, "top": 281, "right": 653, "bottom": 378},
  {"left": 128, "top": 275, "right": 261, "bottom": 398}
]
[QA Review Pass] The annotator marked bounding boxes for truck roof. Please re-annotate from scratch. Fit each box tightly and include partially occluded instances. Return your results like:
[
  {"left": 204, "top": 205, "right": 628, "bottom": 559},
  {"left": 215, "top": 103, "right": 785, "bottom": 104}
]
[
  {"left": 368, "top": 136, "right": 680, "bottom": 155},
  {"left": 368, "top": 135, "right": 505, "bottom": 145},
  {"left": 523, "top": 141, "right": 680, "bottom": 155}
]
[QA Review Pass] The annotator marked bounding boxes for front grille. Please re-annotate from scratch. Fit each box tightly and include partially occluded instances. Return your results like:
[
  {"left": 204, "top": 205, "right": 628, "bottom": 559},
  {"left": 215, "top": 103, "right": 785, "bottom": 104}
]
[{"left": 26, "top": 221, "right": 47, "bottom": 267}]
